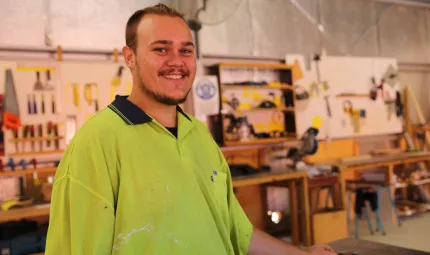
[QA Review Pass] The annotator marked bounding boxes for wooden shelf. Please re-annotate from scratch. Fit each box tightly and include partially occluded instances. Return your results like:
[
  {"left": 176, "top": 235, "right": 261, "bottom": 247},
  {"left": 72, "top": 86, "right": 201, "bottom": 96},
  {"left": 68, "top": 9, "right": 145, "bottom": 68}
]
[
  {"left": 219, "top": 62, "right": 293, "bottom": 70},
  {"left": 222, "top": 84, "right": 294, "bottom": 91},
  {"left": 0, "top": 167, "right": 56, "bottom": 178},
  {"left": 225, "top": 137, "right": 296, "bottom": 146},
  {"left": 226, "top": 107, "right": 295, "bottom": 114},
  {"left": 9, "top": 149, "right": 64, "bottom": 157},
  {"left": 336, "top": 93, "right": 370, "bottom": 98},
  {"left": 0, "top": 204, "right": 50, "bottom": 223},
  {"left": 9, "top": 136, "right": 64, "bottom": 143}
]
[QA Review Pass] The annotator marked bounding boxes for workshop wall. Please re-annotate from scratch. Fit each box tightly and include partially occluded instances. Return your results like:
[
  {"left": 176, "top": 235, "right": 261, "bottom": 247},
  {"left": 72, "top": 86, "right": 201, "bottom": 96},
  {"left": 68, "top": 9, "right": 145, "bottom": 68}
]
[{"left": 0, "top": 0, "right": 429, "bottom": 122}]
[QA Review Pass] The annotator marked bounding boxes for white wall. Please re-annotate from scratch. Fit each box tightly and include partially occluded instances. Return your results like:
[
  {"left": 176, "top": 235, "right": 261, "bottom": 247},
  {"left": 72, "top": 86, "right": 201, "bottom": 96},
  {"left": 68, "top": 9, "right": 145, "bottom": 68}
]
[{"left": 0, "top": 0, "right": 429, "bottom": 122}]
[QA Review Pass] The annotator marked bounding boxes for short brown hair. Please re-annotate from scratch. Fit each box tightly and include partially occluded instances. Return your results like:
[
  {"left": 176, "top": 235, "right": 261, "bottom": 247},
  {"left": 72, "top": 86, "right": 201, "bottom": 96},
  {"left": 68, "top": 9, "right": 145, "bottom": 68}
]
[{"left": 125, "top": 3, "right": 185, "bottom": 52}]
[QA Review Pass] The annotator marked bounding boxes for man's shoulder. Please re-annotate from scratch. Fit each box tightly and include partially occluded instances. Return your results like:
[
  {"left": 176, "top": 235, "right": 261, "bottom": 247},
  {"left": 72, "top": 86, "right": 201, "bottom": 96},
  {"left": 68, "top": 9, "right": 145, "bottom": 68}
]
[{"left": 71, "top": 107, "right": 126, "bottom": 144}]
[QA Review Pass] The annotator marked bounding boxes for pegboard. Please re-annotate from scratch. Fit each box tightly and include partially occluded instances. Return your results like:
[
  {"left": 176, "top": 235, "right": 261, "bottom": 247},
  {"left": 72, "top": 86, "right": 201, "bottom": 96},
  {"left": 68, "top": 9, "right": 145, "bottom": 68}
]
[{"left": 286, "top": 54, "right": 403, "bottom": 140}]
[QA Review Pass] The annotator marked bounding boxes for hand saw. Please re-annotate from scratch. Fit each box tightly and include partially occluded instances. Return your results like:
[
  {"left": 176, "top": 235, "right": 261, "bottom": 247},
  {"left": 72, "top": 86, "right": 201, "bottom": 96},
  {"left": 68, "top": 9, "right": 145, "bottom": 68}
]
[{"left": 3, "top": 69, "right": 21, "bottom": 130}]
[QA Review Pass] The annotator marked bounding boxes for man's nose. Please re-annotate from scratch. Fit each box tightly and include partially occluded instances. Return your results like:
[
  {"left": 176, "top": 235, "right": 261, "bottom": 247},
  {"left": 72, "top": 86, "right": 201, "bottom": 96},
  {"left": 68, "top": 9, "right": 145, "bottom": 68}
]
[{"left": 166, "top": 51, "right": 185, "bottom": 67}]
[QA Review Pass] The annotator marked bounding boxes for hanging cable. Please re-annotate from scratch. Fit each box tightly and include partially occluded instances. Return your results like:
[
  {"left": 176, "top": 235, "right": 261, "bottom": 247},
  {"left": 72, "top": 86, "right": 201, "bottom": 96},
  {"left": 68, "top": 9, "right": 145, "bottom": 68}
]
[
  {"left": 196, "top": 0, "right": 245, "bottom": 26},
  {"left": 44, "top": 0, "right": 53, "bottom": 47}
]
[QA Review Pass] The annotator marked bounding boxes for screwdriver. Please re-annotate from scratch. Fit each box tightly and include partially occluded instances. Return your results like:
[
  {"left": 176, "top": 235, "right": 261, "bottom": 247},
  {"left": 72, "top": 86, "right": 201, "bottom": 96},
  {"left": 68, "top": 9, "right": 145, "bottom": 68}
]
[
  {"left": 41, "top": 94, "right": 45, "bottom": 114},
  {"left": 32, "top": 94, "right": 37, "bottom": 114},
  {"left": 37, "top": 124, "right": 43, "bottom": 151},
  {"left": 30, "top": 125, "right": 35, "bottom": 151},
  {"left": 47, "top": 122, "right": 53, "bottom": 146},
  {"left": 53, "top": 123, "right": 59, "bottom": 149},
  {"left": 13, "top": 129, "right": 19, "bottom": 152},
  {"left": 51, "top": 94, "right": 56, "bottom": 114},
  {"left": 22, "top": 125, "right": 29, "bottom": 151},
  {"left": 27, "top": 94, "right": 32, "bottom": 115}
]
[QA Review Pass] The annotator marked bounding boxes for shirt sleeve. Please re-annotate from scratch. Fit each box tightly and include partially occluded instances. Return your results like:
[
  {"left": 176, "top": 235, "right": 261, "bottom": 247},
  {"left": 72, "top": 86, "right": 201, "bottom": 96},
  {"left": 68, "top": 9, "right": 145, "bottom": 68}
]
[
  {"left": 45, "top": 133, "right": 118, "bottom": 255},
  {"left": 223, "top": 159, "right": 254, "bottom": 255}
]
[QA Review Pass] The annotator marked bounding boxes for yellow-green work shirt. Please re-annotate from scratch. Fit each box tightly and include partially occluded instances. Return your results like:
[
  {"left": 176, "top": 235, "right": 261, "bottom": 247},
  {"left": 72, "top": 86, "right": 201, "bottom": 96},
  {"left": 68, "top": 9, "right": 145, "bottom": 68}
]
[{"left": 45, "top": 95, "right": 253, "bottom": 255}]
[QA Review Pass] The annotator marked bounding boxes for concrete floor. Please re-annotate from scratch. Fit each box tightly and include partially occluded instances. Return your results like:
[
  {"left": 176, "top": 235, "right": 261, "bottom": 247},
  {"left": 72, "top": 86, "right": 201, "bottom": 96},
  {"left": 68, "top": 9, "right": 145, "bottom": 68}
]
[{"left": 351, "top": 190, "right": 430, "bottom": 252}]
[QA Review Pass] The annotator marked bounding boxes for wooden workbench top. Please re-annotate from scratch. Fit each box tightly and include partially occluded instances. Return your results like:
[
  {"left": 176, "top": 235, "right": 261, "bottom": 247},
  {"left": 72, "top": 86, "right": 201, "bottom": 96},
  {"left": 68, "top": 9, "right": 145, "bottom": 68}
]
[
  {"left": 326, "top": 151, "right": 430, "bottom": 170},
  {"left": 329, "top": 238, "right": 430, "bottom": 255},
  {"left": 232, "top": 170, "right": 307, "bottom": 188}
]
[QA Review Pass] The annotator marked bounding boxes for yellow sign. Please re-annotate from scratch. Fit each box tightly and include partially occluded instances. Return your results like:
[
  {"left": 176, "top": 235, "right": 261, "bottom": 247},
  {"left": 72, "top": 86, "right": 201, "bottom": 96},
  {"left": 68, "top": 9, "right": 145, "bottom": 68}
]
[{"left": 312, "top": 116, "right": 323, "bottom": 129}]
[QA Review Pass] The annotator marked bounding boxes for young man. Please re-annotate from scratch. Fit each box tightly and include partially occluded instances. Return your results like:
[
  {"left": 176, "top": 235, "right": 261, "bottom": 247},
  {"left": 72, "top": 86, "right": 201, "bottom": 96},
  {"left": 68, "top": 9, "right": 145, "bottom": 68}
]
[{"left": 45, "top": 4, "right": 336, "bottom": 255}]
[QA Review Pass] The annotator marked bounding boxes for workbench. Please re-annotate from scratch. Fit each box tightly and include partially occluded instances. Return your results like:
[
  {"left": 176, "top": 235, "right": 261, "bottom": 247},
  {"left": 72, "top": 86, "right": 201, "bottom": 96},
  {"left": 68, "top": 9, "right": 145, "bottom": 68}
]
[
  {"left": 330, "top": 151, "right": 430, "bottom": 208},
  {"left": 329, "top": 238, "right": 430, "bottom": 255},
  {"left": 232, "top": 170, "right": 312, "bottom": 246}
]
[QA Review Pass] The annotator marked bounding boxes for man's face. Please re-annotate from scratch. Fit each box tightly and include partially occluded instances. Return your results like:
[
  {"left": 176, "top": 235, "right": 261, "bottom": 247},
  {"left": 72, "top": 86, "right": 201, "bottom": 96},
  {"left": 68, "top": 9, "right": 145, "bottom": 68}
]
[{"left": 128, "top": 14, "right": 196, "bottom": 105}]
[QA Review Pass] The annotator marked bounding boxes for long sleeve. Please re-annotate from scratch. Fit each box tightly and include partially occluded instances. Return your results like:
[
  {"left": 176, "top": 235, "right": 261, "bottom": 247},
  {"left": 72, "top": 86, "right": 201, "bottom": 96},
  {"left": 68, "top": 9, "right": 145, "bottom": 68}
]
[{"left": 45, "top": 130, "right": 119, "bottom": 255}]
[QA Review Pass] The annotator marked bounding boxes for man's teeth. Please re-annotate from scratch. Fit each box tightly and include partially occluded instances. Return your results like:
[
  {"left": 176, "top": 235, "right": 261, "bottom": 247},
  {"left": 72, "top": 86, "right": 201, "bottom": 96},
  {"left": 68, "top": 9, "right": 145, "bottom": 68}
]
[{"left": 163, "top": 74, "right": 183, "bottom": 79}]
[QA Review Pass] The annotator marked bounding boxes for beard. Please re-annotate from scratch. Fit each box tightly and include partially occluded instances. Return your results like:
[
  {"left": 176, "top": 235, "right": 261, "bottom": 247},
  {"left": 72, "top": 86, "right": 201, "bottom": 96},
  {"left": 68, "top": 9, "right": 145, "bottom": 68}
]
[
  {"left": 140, "top": 84, "right": 190, "bottom": 106},
  {"left": 135, "top": 64, "right": 191, "bottom": 106}
]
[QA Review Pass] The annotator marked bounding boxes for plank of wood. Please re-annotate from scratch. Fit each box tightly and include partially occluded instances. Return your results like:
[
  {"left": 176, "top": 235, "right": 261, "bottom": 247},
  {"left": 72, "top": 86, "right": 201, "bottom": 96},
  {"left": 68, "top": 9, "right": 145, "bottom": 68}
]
[
  {"left": 232, "top": 171, "right": 307, "bottom": 188},
  {"left": 221, "top": 84, "right": 294, "bottom": 90},
  {"left": 219, "top": 62, "right": 292, "bottom": 70},
  {"left": 0, "top": 204, "right": 50, "bottom": 223},
  {"left": 225, "top": 137, "right": 296, "bottom": 147},
  {"left": 0, "top": 167, "right": 56, "bottom": 178},
  {"left": 9, "top": 149, "right": 64, "bottom": 157}
]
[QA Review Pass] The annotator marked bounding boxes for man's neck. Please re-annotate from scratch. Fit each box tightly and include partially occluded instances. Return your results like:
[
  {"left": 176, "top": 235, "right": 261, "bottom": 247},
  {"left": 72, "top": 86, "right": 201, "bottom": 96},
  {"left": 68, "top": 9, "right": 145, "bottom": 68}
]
[{"left": 127, "top": 90, "right": 177, "bottom": 127}]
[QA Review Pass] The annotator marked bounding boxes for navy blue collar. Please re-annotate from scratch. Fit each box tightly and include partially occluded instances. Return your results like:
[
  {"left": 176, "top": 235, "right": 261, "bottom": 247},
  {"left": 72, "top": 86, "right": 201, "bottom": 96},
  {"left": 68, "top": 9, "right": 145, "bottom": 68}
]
[{"left": 108, "top": 95, "right": 191, "bottom": 125}]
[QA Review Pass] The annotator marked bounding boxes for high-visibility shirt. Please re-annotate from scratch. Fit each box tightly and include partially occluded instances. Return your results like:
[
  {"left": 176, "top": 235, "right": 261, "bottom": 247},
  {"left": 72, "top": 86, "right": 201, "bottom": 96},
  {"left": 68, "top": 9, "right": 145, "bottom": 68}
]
[{"left": 45, "top": 95, "right": 253, "bottom": 255}]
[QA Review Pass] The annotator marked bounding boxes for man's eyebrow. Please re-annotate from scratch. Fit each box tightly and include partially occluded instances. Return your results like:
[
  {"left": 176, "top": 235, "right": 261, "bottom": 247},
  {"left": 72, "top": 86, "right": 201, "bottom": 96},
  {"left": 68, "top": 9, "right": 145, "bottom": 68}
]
[
  {"left": 149, "top": 40, "right": 195, "bottom": 48},
  {"left": 149, "top": 40, "right": 172, "bottom": 45},
  {"left": 182, "top": 41, "right": 195, "bottom": 48}
]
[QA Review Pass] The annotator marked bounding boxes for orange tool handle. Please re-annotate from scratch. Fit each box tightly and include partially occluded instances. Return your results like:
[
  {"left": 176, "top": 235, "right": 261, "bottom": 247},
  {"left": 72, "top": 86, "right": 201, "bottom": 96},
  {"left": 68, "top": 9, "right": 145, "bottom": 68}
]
[{"left": 3, "top": 112, "right": 21, "bottom": 130}]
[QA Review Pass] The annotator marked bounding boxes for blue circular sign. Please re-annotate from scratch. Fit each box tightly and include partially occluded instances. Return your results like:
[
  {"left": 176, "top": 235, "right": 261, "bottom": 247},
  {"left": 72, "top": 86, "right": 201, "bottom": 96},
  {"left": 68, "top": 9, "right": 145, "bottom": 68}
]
[{"left": 195, "top": 79, "right": 216, "bottom": 100}]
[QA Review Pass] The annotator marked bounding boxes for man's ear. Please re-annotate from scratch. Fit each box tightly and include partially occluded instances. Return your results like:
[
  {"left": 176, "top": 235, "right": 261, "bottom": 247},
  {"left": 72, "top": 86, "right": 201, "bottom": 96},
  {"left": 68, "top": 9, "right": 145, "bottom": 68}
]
[{"left": 122, "top": 46, "right": 135, "bottom": 69}]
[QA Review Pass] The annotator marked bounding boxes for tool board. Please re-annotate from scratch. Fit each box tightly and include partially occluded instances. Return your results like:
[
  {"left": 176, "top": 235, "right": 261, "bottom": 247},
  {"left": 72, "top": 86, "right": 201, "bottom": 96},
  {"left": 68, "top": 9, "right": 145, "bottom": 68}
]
[
  {"left": 0, "top": 61, "right": 133, "bottom": 157},
  {"left": 286, "top": 54, "right": 403, "bottom": 140}
]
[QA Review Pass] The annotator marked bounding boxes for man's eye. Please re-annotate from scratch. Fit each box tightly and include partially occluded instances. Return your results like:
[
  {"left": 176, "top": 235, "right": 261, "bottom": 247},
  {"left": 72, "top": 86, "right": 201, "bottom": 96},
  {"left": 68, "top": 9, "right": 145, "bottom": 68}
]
[
  {"left": 181, "top": 49, "right": 193, "bottom": 54},
  {"left": 154, "top": 48, "right": 167, "bottom": 53}
]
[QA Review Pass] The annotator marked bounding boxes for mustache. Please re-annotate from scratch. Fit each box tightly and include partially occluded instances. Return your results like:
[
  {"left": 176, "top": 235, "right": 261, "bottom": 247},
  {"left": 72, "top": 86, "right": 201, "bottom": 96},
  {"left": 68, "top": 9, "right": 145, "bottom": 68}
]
[{"left": 158, "top": 68, "right": 189, "bottom": 77}]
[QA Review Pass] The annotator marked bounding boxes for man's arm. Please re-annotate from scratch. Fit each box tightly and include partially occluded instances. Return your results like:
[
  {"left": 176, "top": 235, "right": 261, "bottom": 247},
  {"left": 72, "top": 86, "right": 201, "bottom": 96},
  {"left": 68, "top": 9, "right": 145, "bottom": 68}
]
[
  {"left": 248, "top": 227, "right": 337, "bottom": 255},
  {"left": 248, "top": 227, "right": 308, "bottom": 255},
  {"left": 45, "top": 133, "right": 118, "bottom": 254}
]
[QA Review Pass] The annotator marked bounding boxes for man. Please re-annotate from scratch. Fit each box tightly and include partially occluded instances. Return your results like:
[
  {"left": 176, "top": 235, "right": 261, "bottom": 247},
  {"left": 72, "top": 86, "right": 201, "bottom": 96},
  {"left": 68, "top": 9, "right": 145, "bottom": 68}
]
[{"left": 45, "top": 3, "right": 336, "bottom": 255}]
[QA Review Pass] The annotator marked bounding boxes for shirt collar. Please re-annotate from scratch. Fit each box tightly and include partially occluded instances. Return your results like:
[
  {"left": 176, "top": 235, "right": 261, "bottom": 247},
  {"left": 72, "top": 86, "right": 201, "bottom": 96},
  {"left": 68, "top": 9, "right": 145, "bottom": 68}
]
[{"left": 108, "top": 95, "right": 191, "bottom": 125}]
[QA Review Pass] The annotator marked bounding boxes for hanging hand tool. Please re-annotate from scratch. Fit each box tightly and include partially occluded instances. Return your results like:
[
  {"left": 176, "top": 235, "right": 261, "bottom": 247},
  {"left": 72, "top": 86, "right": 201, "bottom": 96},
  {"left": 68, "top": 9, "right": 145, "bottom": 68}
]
[
  {"left": 29, "top": 158, "right": 40, "bottom": 186},
  {"left": 30, "top": 125, "right": 35, "bottom": 151},
  {"left": 324, "top": 95, "right": 332, "bottom": 117},
  {"left": 53, "top": 123, "right": 59, "bottom": 149},
  {"left": 51, "top": 93, "right": 56, "bottom": 114},
  {"left": 37, "top": 124, "right": 43, "bottom": 151},
  {"left": 27, "top": 94, "right": 32, "bottom": 115},
  {"left": 370, "top": 77, "right": 384, "bottom": 100},
  {"left": 4, "top": 69, "right": 22, "bottom": 131},
  {"left": 45, "top": 70, "right": 54, "bottom": 90},
  {"left": 110, "top": 66, "right": 124, "bottom": 101},
  {"left": 343, "top": 100, "right": 366, "bottom": 134},
  {"left": 46, "top": 121, "right": 53, "bottom": 147},
  {"left": 85, "top": 82, "right": 100, "bottom": 112},
  {"left": 32, "top": 94, "right": 37, "bottom": 114},
  {"left": 22, "top": 125, "right": 29, "bottom": 151},
  {"left": 66, "top": 83, "right": 80, "bottom": 113},
  {"left": 13, "top": 129, "right": 19, "bottom": 152},
  {"left": 41, "top": 94, "right": 45, "bottom": 114},
  {"left": 34, "top": 71, "right": 44, "bottom": 90}
]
